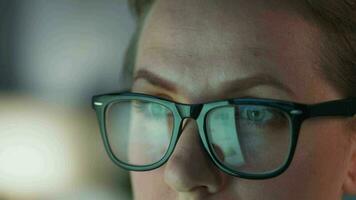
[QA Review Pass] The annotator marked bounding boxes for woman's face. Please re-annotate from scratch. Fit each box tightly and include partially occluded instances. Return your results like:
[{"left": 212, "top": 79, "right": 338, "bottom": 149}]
[{"left": 130, "top": 0, "right": 356, "bottom": 199}]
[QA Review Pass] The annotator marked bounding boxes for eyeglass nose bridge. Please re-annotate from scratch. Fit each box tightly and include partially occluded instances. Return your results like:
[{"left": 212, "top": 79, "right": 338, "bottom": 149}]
[{"left": 175, "top": 104, "right": 204, "bottom": 119}]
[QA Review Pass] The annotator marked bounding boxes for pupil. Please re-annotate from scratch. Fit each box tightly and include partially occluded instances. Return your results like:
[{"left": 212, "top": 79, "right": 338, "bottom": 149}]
[
  {"left": 252, "top": 111, "right": 259, "bottom": 117},
  {"left": 248, "top": 110, "right": 264, "bottom": 120}
]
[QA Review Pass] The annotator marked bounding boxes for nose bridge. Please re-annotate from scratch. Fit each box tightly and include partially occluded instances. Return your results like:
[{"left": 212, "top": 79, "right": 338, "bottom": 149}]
[
  {"left": 164, "top": 103, "right": 225, "bottom": 194},
  {"left": 176, "top": 104, "right": 203, "bottom": 119}
]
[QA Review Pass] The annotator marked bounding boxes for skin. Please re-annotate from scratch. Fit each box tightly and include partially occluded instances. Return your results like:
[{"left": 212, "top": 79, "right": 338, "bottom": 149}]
[{"left": 129, "top": 0, "right": 356, "bottom": 199}]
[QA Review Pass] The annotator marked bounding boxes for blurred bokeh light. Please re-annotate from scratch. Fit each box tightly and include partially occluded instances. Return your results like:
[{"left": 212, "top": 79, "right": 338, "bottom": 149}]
[{"left": 0, "top": 0, "right": 135, "bottom": 199}]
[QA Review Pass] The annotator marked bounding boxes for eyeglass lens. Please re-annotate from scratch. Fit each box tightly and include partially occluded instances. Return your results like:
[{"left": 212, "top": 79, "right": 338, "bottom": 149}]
[
  {"left": 105, "top": 100, "right": 292, "bottom": 174},
  {"left": 206, "top": 105, "right": 292, "bottom": 174},
  {"left": 106, "top": 100, "right": 174, "bottom": 166}
]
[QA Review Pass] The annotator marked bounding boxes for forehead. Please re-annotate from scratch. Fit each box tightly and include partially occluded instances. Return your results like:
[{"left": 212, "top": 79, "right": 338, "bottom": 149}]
[{"left": 134, "top": 0, "right": 339, "bottom": 103}]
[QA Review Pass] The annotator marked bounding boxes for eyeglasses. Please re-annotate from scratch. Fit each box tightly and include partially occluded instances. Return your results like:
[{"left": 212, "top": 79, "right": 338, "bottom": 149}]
[{"left": 92, "top": 92, "right": 355, "bottom": 179}]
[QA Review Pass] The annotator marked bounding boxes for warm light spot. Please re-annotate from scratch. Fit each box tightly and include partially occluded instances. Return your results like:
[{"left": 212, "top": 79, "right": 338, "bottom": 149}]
[{"left": 0, "top": 97, "right": 80, "bottom": 198}]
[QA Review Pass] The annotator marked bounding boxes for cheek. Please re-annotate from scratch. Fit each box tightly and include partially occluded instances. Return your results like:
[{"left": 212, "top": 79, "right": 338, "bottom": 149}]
[
  {"left": 273, "top": 118, "right": 348, "bottom": 198},
  {"left": 297, "top": 118, "right": 349, "bottom": 180}
]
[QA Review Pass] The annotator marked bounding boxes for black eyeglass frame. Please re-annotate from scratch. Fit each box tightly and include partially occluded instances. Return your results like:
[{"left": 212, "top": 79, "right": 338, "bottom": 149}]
[{"left": 92, "top": 91, "right": 356, "bottom": 179}]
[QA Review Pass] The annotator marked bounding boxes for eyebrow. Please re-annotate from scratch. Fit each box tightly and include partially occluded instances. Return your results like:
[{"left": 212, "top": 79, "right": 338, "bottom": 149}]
[
  {"left": 134, "top": 69, "right": 178, "bottom": 92},
  {"left": 222, "top": 73, "right": 294, "bottom": 96},
  {"left": 133, "top": 69, "right": 294, "bottom": 97}
]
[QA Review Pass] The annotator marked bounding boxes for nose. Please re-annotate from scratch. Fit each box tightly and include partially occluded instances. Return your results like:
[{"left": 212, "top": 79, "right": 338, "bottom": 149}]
[{"left": 163, "top": 118, "right": 226, "bottom": 196}]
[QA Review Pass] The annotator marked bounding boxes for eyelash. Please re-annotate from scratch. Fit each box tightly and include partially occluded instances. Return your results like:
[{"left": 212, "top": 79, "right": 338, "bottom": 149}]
[{"left": 237, "top": 108, "right": 285, "bottom": 128}]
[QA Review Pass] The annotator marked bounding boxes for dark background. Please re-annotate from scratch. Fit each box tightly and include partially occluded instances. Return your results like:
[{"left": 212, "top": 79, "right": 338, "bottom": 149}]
[{"left": 0, "top": 0, "right": 134, "bottom": 199}]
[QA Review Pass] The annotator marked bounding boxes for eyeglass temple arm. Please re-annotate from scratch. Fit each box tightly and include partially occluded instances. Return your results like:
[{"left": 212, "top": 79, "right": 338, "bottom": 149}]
[{"left": 307, "top": 98, "right": 356, "bottom": 118}]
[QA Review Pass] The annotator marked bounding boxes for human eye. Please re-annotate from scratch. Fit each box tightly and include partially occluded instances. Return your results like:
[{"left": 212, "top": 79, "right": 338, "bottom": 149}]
[
  {"left": 132, "top": 100, "right": 171, "bottom": 119},
  {"left": 238, "top": 105, "right": 285, "bottom": 128}
]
